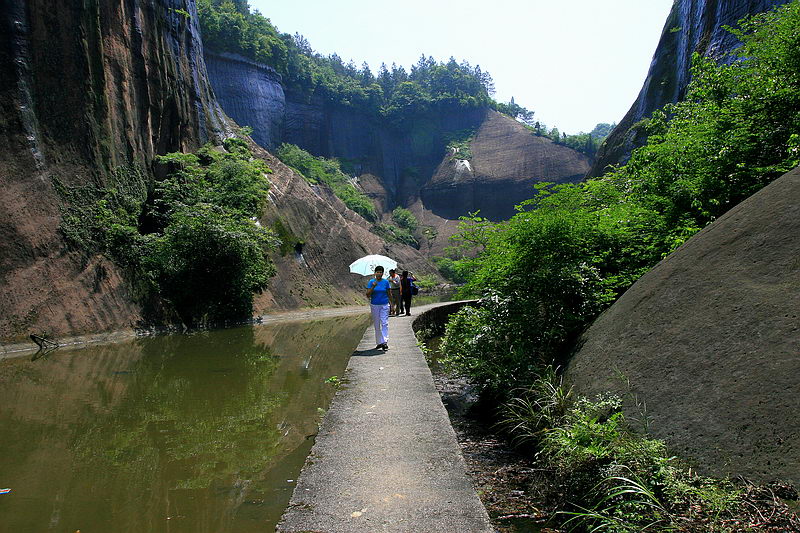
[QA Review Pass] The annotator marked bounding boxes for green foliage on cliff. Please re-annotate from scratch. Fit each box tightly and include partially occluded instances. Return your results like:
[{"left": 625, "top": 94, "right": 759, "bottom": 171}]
[
  {"left": 55, "top": 139, "right": 278, "bottom": 326},
  {"left": 370, "top": 222, "right": 419, "bottom": 249},
  {"left": 197, "top": 0, "right": 289, "bottom": 68},
  {"left": 444, "top": 129, "right": 476, "bottom": 160},
  {"left": 197, "top": 1, "right": 493, "bottom": 124},
  {"left": 391, "top": 207, "right": 418, "bottom": 232},
  {"left": 276, "top": 143, "right": 377, "bottom": 221}
]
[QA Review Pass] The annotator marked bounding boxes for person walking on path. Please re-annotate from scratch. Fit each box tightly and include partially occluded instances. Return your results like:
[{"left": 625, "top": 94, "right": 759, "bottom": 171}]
[
  {"left": 387, "top": 268, "right": 402, "bottom": 316},
  {"left": 400, "top": 270, "right": 416, "bottom": 316},
  {"left": 366, "top": 265, "right": 390, "bottom": 350}
]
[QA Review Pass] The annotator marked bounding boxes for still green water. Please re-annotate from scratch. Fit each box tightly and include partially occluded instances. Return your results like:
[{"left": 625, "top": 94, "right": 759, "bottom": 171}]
[{"left": 0, "top": 314, "right": 370, "bottom": 532}]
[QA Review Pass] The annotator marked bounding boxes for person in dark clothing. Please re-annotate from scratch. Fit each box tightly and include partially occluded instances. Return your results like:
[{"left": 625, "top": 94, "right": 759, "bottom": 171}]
[{"left": 399, "top": 270, "right": 416, "bottom": 316}]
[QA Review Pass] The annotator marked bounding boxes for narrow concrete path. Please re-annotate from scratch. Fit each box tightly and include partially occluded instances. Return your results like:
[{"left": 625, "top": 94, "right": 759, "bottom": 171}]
[{"left": 277, "top": 302, "right": 493, "bottom": 533}]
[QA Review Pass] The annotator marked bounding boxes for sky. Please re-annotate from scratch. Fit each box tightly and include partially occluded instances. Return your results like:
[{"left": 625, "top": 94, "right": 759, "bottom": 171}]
[{"left": 247, "top": 0, "right": 674, "bottom": 135}]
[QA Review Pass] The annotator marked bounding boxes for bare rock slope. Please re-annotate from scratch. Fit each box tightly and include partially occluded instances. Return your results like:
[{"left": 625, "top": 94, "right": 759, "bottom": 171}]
[
  {"left": 565, "top": 166, "right": 800, "bottom": 486},
  {"left": 421, "top": 110, "right": 589, "bottom": 222}
]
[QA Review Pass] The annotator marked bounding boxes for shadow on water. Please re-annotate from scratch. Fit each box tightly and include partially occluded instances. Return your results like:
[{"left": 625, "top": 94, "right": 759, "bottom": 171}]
[{"left": 0, "top": 314, "right": 370, "bottom": 533}]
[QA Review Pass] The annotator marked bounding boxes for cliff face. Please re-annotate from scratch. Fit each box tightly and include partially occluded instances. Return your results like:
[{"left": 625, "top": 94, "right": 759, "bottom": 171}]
[
  {"left": 0, "top": 0, "right": 229, "bottom": 341},
  {"left": 421, "top": 110, "right": 589, "bottom": 221},
  {"left": 203, "top": 50, "right": 285, "bottom": 149},
  {"left": 204, "top": 51, "right": 589, "bottom": 234},
  {"left": 590, "top": 0, "right": 791, "bottom": 176},
  {"left": 248, "top": 144, "right": 434, "bottom": 312},
  {"left": 0, "top": 1, "right": 433, "bottom": 343},
  {"left": 565, "top": 165, "right": 800, "bottom": 486}
]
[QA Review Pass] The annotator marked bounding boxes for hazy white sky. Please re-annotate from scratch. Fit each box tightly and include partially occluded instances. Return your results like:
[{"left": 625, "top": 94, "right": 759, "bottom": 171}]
[{"left": 247, "top": 1, "right": 674, "bottom": 134}]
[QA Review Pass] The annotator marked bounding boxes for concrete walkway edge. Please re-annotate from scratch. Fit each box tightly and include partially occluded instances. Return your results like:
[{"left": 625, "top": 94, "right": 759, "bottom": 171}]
[{"left": 277, "top": 302, "right": 493, "bottom": 532}]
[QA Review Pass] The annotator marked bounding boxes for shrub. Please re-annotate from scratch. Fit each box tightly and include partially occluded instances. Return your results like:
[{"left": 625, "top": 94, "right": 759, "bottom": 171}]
[
  {"left": 276, "top": 144, "right": 377, "bottom": 221},
  {"left": 391, "top": 207, "right": 418, "bottom": 231},
  {"left": 431, "top": 256, "right": 468, "bottom": 284},
  {"left": 151, "top": 204, "right": 276, "bottom": 325},
  {"left": 55, "top": 139, "right": 279, "bottom": 326},
  {"left": 370, "top": 222, "right": 419, "bottom": 248}
]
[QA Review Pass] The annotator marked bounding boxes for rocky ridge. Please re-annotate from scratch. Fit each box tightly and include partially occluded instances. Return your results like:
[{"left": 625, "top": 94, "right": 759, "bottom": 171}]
[{"left": 590, "top": 0, "right": 792, "bottom": 176}]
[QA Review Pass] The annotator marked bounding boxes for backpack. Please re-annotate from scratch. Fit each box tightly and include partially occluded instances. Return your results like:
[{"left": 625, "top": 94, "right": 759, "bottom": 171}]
[{"left": 411, "top": 282, "right": 419, "bottom": 296}]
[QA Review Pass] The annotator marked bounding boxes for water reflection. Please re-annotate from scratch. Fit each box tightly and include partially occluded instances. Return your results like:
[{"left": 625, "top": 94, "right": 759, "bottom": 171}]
[{"left": 0, "top": 314, "right": 369, "bottom": 532}]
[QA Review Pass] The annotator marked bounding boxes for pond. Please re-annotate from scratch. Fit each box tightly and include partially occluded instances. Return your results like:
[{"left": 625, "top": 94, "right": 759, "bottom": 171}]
[{"left": 0, "top": 313, "right": 370, "bottom": 532}]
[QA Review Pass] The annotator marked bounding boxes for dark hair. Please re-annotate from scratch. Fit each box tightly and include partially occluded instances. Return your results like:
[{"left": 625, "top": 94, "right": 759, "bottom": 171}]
[
  {"left": 401, "top": 270, "right": 408, "bottom": 278},
  {"left": 374, "top": 265, "right": 384, "bottom": 273}
]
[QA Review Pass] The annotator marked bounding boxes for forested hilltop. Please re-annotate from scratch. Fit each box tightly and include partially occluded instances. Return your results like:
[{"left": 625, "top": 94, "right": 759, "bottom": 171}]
[{"left": 197, "top": 0, "right": 607, "bottom": 157}]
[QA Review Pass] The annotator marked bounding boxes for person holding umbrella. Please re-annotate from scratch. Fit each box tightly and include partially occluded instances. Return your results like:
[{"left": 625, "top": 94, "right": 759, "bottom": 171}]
[{"left": 365, "top": 265, "right": 390, "bottom": 350}]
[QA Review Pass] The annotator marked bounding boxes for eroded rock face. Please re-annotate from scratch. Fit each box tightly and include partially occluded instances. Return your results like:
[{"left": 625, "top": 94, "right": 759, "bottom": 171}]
[
  {"left": 250, "top": 145, "right": 433, "bottom": 312},
  {"left": 565, "top": 166, "right": 800, "bottom": 486},
  {"left": 204, "top": 51, "right": 285, "bottom": 149},
  {"left": 590, "top": 0, "right": 791, "bottom": 176},
  {"left": 0, "top": 0, "right": 229, "bottom": 342},
  {"left": 421, "top": 110, "right": 589, "bottom": 221},
  {"left": 0, "top": 1, "right": 432, "bottom": 343},
  {"left": 205, "top": 53, "right": 591, "bottom": 238}
]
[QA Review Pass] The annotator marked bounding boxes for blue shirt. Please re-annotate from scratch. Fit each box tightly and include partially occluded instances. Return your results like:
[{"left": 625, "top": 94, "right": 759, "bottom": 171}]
[{"left": 366, "top": 278, "right": 391, "bottom": 305}]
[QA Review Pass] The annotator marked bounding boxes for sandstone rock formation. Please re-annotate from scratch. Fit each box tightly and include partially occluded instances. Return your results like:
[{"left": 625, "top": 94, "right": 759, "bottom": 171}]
[
  {"left": 0, "top": 0, "right": 432, "bottom": 343},
  {"left": 565, "top": 166, "right": 800, "bottom": 486},
  {"left": 0, "top": 0, "right": 228, "bottom": 342},
  {"left": 590, "top": 0, "right": 791, "bottom": 177},
  {"left": 248, "top": 143, "right": 436, "bottom": 313},
  {"left": 421, "top": 110, "right": 589, "bottom": 222},
  {"left": 204, "top": 52, "right": 590, "bottom": 248}
]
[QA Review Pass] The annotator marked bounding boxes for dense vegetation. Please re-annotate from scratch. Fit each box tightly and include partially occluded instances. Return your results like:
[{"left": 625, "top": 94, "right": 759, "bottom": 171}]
[
  {"left": 276, "top": 143, "right": 377, "bottom": 221},
  {"left": 274, "top": 144, "right": 421, "bottom": 247},
  {"left": 436, "top": 3, "right": 800, "bottom": 530},
  {"left": 197, "top": 0, "right": 494, "bottom": 126},
  {"left": 56, "top": 137, "right": 278, "bottom": 326}
]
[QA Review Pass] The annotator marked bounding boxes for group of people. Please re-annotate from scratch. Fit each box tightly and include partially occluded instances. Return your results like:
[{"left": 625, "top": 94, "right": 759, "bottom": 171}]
[{"left": 364, "top": 266, "right": 416, "bottom": 351}]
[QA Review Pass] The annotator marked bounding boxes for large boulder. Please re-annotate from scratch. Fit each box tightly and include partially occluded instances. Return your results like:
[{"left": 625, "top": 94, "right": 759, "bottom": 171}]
[
  {"left": 565, "top": 166, "right": 800, "bottom": 486},
  {"left": 421, "top": 110, "right": 589, "bottom": 222}
]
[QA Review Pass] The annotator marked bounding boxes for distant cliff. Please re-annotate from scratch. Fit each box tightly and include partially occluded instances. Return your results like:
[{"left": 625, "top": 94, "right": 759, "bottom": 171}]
[
  {"left": 421, "top": 110, "right": 589, "bottom": 221},
  {"left": 590, "top": 0, "right": 791, "bottom": 176},
  {"left": 204, "top": 50, "right": 590, "bottom": 248}
]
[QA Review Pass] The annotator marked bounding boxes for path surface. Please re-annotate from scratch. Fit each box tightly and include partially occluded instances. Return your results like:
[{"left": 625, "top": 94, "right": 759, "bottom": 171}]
[{"left": 277, "top": 302, "right": 493, "bottom": 533}]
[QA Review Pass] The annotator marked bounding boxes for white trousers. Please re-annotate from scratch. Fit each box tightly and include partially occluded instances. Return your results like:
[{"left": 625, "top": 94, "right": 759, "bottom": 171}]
[{"left": 370, "top": 303, "right": 390, "bottom": 345}]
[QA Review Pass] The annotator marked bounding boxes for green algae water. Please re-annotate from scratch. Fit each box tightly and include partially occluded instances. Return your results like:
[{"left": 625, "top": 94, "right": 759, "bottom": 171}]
[{"left": 0, "top": 314, "right": 369, "bottom": 532}]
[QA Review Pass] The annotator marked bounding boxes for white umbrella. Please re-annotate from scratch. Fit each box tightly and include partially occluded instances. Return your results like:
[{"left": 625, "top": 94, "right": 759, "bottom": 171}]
[{"left": 349, "top": 254, "right": 398, "bottom": 276}]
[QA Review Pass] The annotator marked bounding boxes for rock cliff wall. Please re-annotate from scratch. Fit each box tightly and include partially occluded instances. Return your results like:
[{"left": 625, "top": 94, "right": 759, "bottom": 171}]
[
  {"left": 590, "top": 0, "right": 791, "bottom": 176},
  {"left": 0, "top": 1, "right": 433, "bottom": 343},
  {"left": 421, "top": 110, "right": 589, "bottom": 222},
  {"left": 204, "top": 51, "right": 590, "bottom": 241},
  {"left": 204, "top": 50, "right": 285, "bottom": 149},
  {"left": 565, "top": 165, "right": 800, "bottom": 486},
  {"left": 0, "top": 0, "right": 229, "bottom": 342}
]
